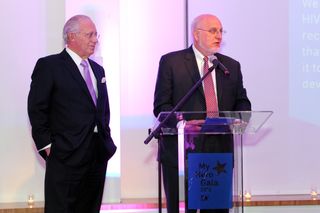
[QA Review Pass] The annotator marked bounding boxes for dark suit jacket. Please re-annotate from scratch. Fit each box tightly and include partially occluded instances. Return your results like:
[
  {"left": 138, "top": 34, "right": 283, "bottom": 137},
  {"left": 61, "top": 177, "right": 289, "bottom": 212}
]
[
  {"left": 28, "top": 49, "right": 116, "bottom": 166},
  {"left": 153, "top": 46, "right": 251, "bottom": 166}
]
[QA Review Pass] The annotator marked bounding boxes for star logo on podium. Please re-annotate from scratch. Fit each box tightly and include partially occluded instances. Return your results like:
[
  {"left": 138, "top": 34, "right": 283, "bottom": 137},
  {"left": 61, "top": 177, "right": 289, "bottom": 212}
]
[{"left": 213, "top": 161, "right": 227, "bottom": 175}]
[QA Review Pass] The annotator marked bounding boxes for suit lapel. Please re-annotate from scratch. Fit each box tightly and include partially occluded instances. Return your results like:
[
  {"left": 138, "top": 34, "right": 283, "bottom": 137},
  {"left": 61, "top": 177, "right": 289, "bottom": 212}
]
[
  {"left": 214, "top": 54, "right": 227, "bottom": 105},
  {"left": 215, "top": 66, "right": 224, "bottom": 106},
  {"left": 183, "top": 48, "right": 227, "bottom": 106},
  {"left": 183, "top": 47, "right": 205, "bottom": 98},
  {"left": 60, "top": 50, "right": 96, "bottom": 107}
]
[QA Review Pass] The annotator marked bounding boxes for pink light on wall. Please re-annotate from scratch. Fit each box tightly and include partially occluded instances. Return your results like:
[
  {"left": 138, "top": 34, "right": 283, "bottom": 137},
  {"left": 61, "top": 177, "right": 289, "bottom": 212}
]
[{"left": 119, "top": 0, "right": 186, "bottom": 118}]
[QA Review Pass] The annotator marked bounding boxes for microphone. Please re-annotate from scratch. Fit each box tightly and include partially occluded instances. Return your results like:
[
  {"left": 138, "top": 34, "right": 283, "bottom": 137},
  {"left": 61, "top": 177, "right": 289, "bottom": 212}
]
[
  {"left": 144, "top": 56, "right": 219, "bottom": 144},
  {"left": 209, "top": 55, "right": 230, "bottom": 75}
]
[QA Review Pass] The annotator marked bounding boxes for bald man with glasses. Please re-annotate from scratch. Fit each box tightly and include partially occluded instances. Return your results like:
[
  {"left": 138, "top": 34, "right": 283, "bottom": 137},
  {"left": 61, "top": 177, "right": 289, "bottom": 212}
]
[{"left": 153, "top": 14, "right": 251, "bottom": 213}]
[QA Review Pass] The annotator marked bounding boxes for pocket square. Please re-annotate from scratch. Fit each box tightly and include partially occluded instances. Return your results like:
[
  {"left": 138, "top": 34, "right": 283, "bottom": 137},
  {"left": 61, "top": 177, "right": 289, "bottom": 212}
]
[{"left": 101, "top": 77, "right": 106, "bottom": 83}]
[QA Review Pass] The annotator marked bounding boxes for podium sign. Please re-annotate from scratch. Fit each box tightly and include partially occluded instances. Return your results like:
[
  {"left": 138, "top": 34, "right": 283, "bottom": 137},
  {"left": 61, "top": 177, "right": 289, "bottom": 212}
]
[
  {"left": 188, "top": 153, "right": 233, "bottom": 209},
  {"left": 155, "top": 111, "right": 272, "bottom": 213}
]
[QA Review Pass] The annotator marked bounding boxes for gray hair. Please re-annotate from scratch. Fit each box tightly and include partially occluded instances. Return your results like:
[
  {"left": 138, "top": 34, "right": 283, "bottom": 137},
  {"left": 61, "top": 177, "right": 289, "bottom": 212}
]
[
  {"left": 191, "top": 15, "right": 202, "bottom": 34},
  {"left": 62, "top": 15, "right": 91, "bottom": 45}
]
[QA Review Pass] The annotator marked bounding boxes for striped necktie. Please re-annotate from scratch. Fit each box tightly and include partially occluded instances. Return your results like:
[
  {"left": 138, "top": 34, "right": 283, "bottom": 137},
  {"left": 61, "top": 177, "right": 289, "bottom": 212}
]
[{"left": 203, "top": 56, "right": 218, "bottom": 117}]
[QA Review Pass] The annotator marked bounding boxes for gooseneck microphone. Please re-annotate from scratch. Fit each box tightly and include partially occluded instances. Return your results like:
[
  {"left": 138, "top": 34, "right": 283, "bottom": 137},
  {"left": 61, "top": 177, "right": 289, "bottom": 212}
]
[
  {"left": 209, "top": 55, "right": 230, "bottom": 75},
  {"left": 144, "top": 58, "right": 219, "bottom": 144}
]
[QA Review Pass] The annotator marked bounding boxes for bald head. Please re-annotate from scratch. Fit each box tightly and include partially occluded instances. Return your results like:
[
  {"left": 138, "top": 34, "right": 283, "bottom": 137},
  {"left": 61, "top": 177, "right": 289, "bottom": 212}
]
[
  {"left": 191, "top": 14, "right": 223, "bottom": 56},
  {"left": 191, "top": 14, "right": 221, "bottom": 33}
]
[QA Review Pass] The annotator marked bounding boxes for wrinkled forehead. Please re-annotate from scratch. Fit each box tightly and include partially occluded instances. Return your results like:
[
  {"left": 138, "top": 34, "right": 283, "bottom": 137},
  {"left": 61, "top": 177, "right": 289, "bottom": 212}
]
[{"left": 197, "top": 16, "right": 222, "bottom": 29}]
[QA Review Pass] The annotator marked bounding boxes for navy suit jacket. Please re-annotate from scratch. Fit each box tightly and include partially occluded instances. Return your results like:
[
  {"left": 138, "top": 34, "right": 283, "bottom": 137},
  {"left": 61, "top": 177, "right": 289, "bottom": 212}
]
[
  {"left": 28, "top": 49, "right": 116, "bottom": 166},
  {"left": 153, "top": 46, "right": 251, "bottom": 166}
]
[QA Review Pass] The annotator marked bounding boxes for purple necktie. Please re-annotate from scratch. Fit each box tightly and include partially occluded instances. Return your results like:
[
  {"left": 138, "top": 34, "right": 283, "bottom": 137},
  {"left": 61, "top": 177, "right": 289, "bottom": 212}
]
[
  {"left": 203, "top": 56, "right": 218, "bottom": 117},
  {"left": 80, "top": 60, "right": 97, "bottom": 106}
]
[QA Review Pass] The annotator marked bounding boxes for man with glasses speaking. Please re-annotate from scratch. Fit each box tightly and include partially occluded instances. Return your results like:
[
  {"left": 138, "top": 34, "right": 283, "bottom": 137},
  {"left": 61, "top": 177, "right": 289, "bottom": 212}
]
[
  {"left": 28, "top": 15, "right": 116, "bottom": 213},
  {"left": 153, "top": 14, "right": 251, "bottom": 213}
]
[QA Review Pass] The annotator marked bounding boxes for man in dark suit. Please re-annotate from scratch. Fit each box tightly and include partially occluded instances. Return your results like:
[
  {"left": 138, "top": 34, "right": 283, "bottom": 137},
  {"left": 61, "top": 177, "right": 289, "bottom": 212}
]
[
  {"left": 153, "top": 14, "right": 251, "bottom": 213},
  {"left": 28, "top": 15, "right": 116, "bottom": 213}
]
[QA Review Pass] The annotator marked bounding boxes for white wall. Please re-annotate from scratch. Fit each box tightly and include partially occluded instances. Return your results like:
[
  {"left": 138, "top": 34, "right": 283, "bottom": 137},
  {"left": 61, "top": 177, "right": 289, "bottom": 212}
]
[
  {"left": 0, "top": 0, "right": 185, "bottom": 203},
  {"left": 0, "top": 0, "right": 65, "bottom": 202},
  {"left": 119, "top": 0, "right": 186, "bottom": 198},
  {"left": 1, "top": 0, "right": 319, "bottom": 204}
]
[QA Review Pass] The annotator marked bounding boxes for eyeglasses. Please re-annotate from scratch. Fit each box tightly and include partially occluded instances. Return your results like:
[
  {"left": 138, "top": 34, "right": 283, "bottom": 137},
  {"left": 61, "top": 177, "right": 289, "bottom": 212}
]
[
  {"left": 77, "top": 31, "right": 100, "bottom": 39},
  {"left": 197, "top": 28, "right": 226, "bottom": 35}
]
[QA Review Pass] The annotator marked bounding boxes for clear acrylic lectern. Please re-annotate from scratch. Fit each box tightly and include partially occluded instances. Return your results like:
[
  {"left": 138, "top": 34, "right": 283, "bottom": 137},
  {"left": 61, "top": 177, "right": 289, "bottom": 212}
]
[{"left": 153, "top": 111, "right": 272, "bottom": 213}]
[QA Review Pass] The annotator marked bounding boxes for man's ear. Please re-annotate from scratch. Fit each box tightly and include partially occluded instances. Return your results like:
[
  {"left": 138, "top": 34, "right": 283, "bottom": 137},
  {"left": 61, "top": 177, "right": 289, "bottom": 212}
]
[
  {"left": 193, "top": 30, "right": 199, "bottom": 42},
  {"left": 68, "top": 32, "right": 76, "bottom": 42}
]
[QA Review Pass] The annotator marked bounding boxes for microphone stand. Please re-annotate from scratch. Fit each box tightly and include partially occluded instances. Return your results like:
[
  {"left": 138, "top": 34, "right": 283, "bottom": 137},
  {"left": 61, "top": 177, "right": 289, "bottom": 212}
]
[
  {"left": 143, "top": 61, "right": 218, "bottom": 213},
  {"left": 144, "top": 61, "right": 218, "bottom": 144}
]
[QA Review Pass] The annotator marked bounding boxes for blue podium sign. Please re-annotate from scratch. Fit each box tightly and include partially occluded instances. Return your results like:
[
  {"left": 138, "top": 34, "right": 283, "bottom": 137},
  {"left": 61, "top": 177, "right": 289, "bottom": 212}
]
[{"left": 187, "top": 153, "right": 233, "bottom": 209}]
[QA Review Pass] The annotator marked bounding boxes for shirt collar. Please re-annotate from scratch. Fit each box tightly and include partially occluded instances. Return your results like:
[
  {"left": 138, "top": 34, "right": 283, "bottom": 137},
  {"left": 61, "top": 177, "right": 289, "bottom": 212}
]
[
  {"left": 192, "top": 45, "right": 205, "bottom": 62},
  {"left": 66, "top": 47, "right": 87, "bottom": 66}
]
